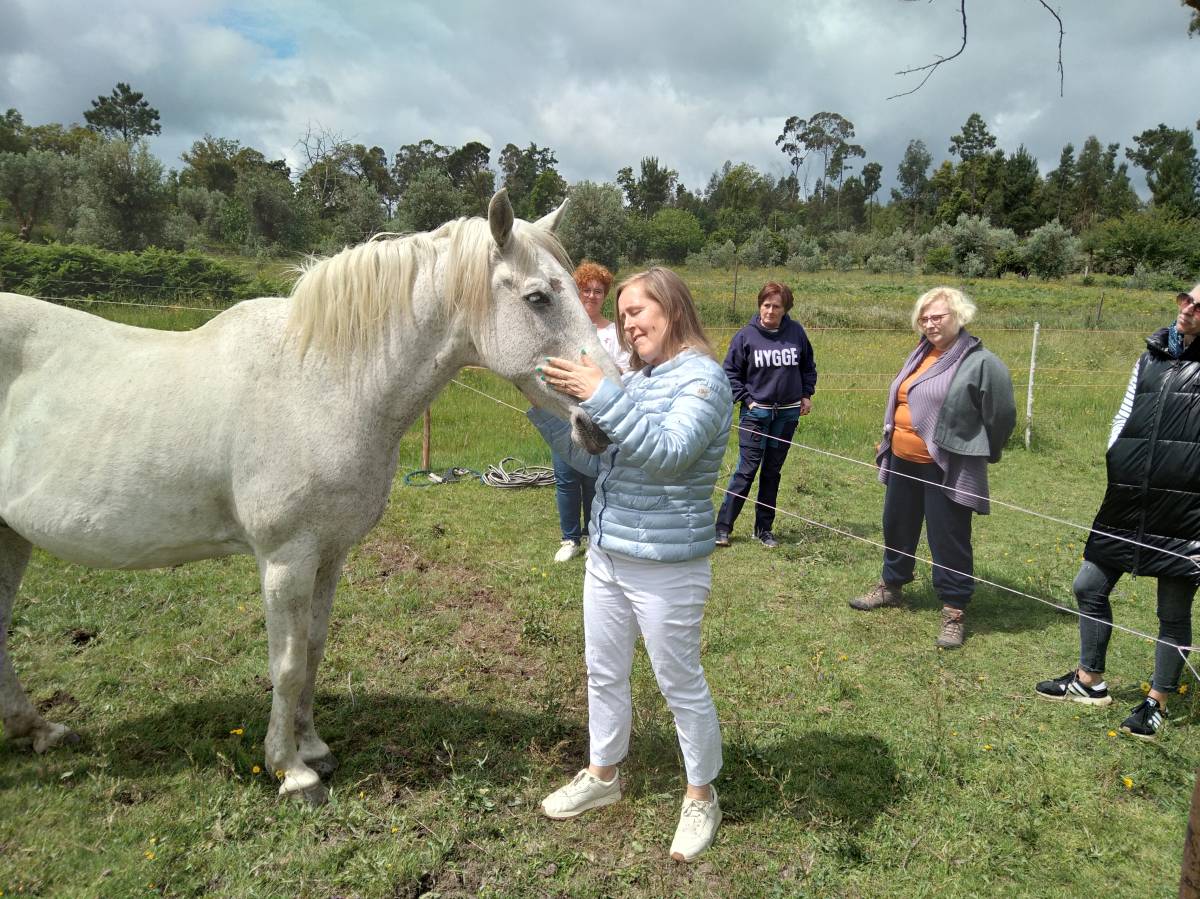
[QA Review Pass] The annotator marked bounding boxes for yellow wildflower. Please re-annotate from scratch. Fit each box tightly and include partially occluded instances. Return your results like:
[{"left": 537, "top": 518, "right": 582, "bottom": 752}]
[
  {"left": 229, "top": 727, "right": 244, "bottom": 736},
  {"left": 144, "top": 850, "right": 155, "bottom": 860},
  {"left": 275, "top": 769, "right": 285, "bottom": 779},
  {"left": 1179, "top": 684, "right": 1189, "bottom": 695},
  {"left": 391, "top": 826, "right": 399, "bottom": 833},
  {"left": 1107, "top": 730, "right": 1117, "bottom": 738},
  {"left": 1140, "top": 682, "right": 1151, "bottom": 694},
  {"left": 1122, "top": 776, "right": 1133, "bottom": 790},
  {"left": 252, "top": 765, "right": 261, "bottom": 774},
  {"left": 838, "top": 654, "right": 848, "bottom": 662},
  {"left": 983, "top": 744, "right": 993, "bottom": 751}
]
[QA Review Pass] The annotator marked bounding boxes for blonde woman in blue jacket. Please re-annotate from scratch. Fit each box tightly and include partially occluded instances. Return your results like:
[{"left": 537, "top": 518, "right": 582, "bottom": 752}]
[{"left": 529, "top": 267, "right": 732, "bottom": 863}]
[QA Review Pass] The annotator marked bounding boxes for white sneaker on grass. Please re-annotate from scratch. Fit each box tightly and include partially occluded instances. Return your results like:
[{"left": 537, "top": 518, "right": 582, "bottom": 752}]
[
  {"left": 541, "top": 769, "right": 621, "bottom": 819},
  {"left": 554, "top": 540, "right": 581, "bottom": 563},
  {"left": 669, "top": 785, "right": 721, "bottom": 862}
]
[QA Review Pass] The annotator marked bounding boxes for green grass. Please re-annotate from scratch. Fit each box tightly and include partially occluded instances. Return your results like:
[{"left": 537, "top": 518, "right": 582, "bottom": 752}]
[{"left": 3, "top": 270, "right": 1196, "bottom": 897}]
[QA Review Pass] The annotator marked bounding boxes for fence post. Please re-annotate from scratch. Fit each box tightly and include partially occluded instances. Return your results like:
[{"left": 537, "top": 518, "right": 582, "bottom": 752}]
[
  {"left": 1025, "top": 322, "right": 1039, "bottom": 451},
  {"left": 422, "top": 407, "right": 432, "bottom": 469}
]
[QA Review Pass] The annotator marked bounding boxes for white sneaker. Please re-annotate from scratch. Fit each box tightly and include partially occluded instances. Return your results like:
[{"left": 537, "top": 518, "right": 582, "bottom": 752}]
[
  {"left": 541, "top": 769, "right": 621, "bottom": 819},
  {"left": 669, "top": 785, "right": 721, "bottom": 862},
  {"left": 554, "top": 540, "right": 581, "bottom": 563}
]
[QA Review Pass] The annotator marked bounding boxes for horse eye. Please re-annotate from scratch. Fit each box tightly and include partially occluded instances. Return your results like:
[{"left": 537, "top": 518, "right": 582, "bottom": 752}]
[{"left": 524, "top": 291, "right": 550, "bottom": 306}]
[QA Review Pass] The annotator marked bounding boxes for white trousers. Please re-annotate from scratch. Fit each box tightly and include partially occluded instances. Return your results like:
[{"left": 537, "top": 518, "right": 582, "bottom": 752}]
[{"left": 582, "top": 547, "right": 723, "bottom": 786}]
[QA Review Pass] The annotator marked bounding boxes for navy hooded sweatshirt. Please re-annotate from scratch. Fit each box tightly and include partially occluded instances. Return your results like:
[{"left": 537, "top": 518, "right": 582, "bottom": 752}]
[{"left": 722, "top": 313, "right": 818, "bottom": 406}]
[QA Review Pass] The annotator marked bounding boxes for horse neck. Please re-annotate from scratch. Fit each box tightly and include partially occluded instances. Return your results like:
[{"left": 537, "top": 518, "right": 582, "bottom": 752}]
[{"left": 366, "top": 295, "right": 475, "bottom": 441}]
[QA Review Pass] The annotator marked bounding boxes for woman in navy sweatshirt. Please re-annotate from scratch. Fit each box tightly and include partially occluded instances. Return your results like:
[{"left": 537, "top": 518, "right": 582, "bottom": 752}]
[{"left": 715, "top": 282, "right": 817, "bottom": 548}]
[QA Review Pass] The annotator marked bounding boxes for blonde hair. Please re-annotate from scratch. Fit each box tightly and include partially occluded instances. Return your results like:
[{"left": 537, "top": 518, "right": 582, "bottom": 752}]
[
  {"left": 615, "top": 266, "right": 716, "bottom": 371},
  {"left": 911, "top": 286, "right": 977, "bottom": 335},
  {"left": 288, "top": 217, "right": 571, "bottom": 358}
]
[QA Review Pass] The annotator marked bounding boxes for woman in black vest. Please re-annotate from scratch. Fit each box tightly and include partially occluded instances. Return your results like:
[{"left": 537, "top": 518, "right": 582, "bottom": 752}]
[{"left": 1035, "top": 285, "right": 1200, "bottom": 740}]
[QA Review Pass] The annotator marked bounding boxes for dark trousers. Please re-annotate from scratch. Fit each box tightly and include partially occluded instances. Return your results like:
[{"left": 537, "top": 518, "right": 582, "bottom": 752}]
[
  {"left": 552, "top": 449, "right": 596, "bottom": 543},
  {"left": 880, "top": 455, "right": 975, "bottom": 608},
  {"left": 1074, "top": 559, "right": 1195, "bottom": 693},
  {"left": 716, "top": 405, "right": 801, "bottom": 536}
]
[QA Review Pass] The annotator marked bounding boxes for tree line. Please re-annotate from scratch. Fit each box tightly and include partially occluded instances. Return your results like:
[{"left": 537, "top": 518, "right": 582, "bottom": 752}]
[{"left": 1, "top": 83, "right": 1198, "bottom": 283}]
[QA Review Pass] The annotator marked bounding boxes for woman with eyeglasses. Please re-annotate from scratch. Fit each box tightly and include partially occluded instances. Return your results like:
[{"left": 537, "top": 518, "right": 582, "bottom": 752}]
[
  {"left": 1034, "top": 284, "right": 1200, "bottom": 741},
  {"left": 548, "top": 261, "right": 631, "bottom": 563},
  {"left": 849, "top": 286, "right": 1015, "bottom": 649}
]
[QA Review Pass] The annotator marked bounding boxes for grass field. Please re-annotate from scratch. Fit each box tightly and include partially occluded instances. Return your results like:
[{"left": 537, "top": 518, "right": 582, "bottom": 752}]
[{"left": 3, "top": 269, "right": 1197, "bottom": 898}]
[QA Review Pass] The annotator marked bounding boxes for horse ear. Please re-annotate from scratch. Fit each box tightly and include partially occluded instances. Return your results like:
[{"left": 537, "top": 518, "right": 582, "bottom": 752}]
[
  {"left": 488, "top": 189, "right": 514, "bottom": 248},
  {"left": 533, "top": 198, "right": 569, "bottom": 234}
]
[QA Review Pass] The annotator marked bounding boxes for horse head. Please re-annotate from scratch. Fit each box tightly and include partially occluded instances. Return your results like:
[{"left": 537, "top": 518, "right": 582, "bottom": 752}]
[{"left": 476, "top": 190, "right": 617, "bottom": 454}]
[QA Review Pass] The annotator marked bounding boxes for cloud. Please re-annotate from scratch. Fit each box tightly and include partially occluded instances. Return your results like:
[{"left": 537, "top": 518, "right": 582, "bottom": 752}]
[{"left": 1, "top": 0, "right": 1194, "bottom": 196}]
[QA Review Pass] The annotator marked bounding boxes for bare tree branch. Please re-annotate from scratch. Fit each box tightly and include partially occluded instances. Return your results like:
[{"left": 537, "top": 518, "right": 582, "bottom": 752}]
[
  {"left": 889, "top": 0, "right": 1067, "bottom": 99},
  {"left": 887, "top": 0, "right": 968, "bottom": 100},
  {"left": 1037, "top": 0, "right": 1065, "bottom": 97}
]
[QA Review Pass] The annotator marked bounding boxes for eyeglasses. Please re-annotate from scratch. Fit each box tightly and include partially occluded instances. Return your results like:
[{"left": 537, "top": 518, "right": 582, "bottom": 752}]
[
  {"left": 918, "top": 313, "right": 949, "bottom": 326},
  {"left": 580, "top": 288, "right": 606, "bottom": 298},
  {"left": 1177, "top": 293, "right": 1200, "bottom": 313}
]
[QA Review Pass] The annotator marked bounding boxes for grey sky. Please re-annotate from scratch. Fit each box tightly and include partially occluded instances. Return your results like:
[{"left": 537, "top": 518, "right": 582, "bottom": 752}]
[{"left": 1, "top": 1, "right": 1195, "bottom": 196}]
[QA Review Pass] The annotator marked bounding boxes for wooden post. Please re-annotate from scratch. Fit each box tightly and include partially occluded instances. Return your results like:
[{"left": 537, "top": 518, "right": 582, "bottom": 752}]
[
  {"left": 1094, "top": 291, "right": 1105, "bottom": 329},
  {"left": 1183, "top": 767, "right": 1200, "bottom": 898},
  {"left": 421, "top": 407, "right": 431, "bottom": 470},
  {"left": 731, "top": 254, "right": 740, "bottom": 320},
  {"left": 1024, "top": 322, "right": 1039, "bottom": 451}
]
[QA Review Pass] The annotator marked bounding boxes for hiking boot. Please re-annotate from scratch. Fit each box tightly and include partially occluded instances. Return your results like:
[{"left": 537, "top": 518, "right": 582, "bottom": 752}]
[
  {"left": 669, "top": 785, "right": 722, "bottom": 862},
  {"left": 755, "top": 530, "right": 779, "bottom": 548},
  {"left": 848, "top": 582, "right": 904, "bottom": 611},
  {"left": 714, "top": 529, "right": 731, "bottom": 548},
  {"left": 1120, "top": 697, "right": 1168, "bottom": 741},
  {"left": 554, "top": 540, "right": 581, "bottom": 563},
  {"left": 1034, "top": 670, "right": 1112, "bottom": 706},
  {"left": 541, "top": 769, "right": 621, "bottom": 819},
  {"left": 935, "top": 607, "right": 965, "bottom": 648}
]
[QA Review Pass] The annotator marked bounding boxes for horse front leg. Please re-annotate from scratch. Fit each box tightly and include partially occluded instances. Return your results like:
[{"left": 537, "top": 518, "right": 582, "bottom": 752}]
[
  {"left": 258, "top": 540, "right": 327, "bottom": 805},
  {"left": 0, "top": 527, "right": 79, "bottom": 752},
  {"left": 294, "top": 549, "right": 347, "bottom": 779}
]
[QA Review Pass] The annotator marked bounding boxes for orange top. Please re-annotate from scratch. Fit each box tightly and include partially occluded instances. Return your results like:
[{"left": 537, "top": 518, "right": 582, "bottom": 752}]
[{"left": 891, "top": 348, "right": 942, "bottom": 464}]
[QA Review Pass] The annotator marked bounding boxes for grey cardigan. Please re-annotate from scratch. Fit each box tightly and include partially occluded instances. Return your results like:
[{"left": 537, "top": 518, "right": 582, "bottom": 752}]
[{"left": 877, "top": 334, "right": 1016, "bottom": 513}]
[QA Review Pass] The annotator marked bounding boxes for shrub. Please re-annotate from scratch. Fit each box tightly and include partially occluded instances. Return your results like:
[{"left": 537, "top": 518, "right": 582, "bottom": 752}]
[{"left": 1023, "top": 220, "right": 1080, "bottom": 279}]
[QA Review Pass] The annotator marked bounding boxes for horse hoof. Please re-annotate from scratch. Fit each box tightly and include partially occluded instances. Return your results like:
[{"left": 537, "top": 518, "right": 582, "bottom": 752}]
[
  {"left": 306, "top": 753, "right": 339, "bottom": 779},
  {"left": 286, "top": 781, "right": 329, "bottom": 807},
  {"left": 33, "top": 723, "right": 80, "bottom": 753}
]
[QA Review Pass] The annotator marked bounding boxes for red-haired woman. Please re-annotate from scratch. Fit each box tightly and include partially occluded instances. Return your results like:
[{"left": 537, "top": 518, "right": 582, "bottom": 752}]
[{"left": 550, "top": 261, "right": 630, "bottom": 562}]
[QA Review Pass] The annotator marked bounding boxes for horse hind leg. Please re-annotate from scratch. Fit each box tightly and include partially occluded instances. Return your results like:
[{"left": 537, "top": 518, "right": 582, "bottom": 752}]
[{"left": 0, "top": 527, "right": 78, "bottom": 752}]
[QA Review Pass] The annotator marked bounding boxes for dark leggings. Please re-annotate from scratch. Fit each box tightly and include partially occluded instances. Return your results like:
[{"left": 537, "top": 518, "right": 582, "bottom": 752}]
[
  {"left": 1074, "top": 559, "right": 1195, "bottom": 693},
  {"left": 880, "top": 456, "right": 975, "bottom": 609}
]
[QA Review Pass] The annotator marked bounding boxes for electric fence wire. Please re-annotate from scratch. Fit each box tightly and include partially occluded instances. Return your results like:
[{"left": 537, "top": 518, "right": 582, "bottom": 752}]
[{"left": 449, "top": 378, "right": 1200, "bottom": 681}]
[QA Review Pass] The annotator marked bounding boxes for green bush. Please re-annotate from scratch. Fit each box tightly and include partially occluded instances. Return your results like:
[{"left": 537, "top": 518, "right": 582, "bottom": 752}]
[
  {"left": 1083, "top": 208, "right": 1200, "bottom": 275},
  {"left": 0, "top": 235, "right": 286, "bottom": 303}
]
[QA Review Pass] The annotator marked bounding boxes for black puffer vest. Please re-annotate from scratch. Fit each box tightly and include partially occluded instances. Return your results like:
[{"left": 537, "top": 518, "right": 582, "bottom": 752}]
[{"left": 1084, "top": 328, "right": 1200, "bottom": 582}]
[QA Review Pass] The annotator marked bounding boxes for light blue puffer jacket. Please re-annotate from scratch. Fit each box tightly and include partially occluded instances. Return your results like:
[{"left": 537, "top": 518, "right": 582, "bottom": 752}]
[{"left": 529, "top": 350, "right": 733, "bottom": 562}]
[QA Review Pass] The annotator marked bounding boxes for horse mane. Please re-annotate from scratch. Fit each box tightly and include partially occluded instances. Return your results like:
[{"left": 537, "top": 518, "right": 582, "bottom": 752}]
[{"left": 287, "top": 215, "right": 571, "bottom": 358}]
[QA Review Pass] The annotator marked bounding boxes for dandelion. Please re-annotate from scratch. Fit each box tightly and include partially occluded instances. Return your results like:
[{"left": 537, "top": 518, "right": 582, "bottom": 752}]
[
  {"left": 148, "top": 837, "right": 157, "bottom": 845},
  {"left": 1122, "top": 776, "right": 1133, "bottom": 790},
  {"left": 391, "top": 826, "right": 399, "bottom": 833},
  {"left": 983, "top": 744, "right": 993, "bottom": 751},
  {"left": 252, "top": 765, "right": 261, "bottom": 774},
  {"left": 838, "top": 654, "right": 848, "bottom": 662},
  {"left": 144, "top": 850, "right": 156, "bottom": 860},
  {"left": 1180, "top": 683, "right": 1189, "bottom": 695},
  {"left": 275, "top": 769, "right": 285, "bottom": 780},
  {"left": 229, "top": 727, "right": 244, "bottom": 736},
  {"left": 1107, "top": 730, "right": 1117, "bottom": 738},
  {"left": 1140, "top": 682, "right": 1151, "bottom": 694}
]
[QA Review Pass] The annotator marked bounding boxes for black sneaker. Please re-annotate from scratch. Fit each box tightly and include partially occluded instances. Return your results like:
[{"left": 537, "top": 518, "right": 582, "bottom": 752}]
[
  {"left": 1120, "top": 697, "right": 1168, "bottom": 741},
  {"left": 1034, "top": 671, "right": 1112, "bottom": 706},
  {"left": 754, "top": 530, "right": 779, "bottom": 548},
  {"left": 714, "top": 530, "right": 731, "bottom": 548}
]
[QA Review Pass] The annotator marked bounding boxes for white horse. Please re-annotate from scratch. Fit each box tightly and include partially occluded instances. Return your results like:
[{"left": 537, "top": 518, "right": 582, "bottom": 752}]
[{"left": 0, "top": 190, "right": 617, "bottom": 803}]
